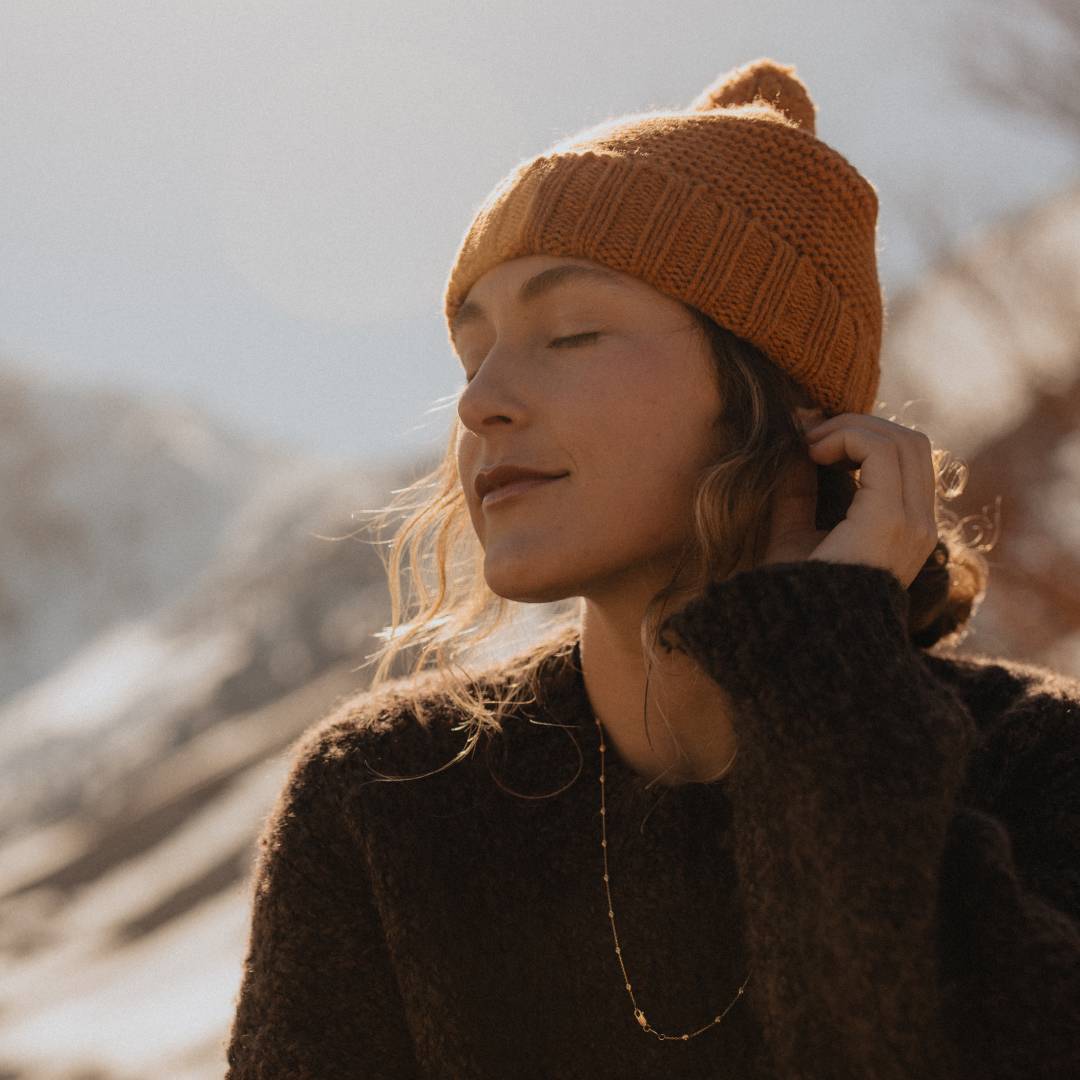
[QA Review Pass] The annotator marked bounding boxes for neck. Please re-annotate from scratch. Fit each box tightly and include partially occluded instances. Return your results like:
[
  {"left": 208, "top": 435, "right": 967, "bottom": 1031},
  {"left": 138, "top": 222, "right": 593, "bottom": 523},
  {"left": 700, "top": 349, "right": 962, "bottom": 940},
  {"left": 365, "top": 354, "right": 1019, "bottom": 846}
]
[{"left": 578, "top": 590, "right": 738, "bottom": 788}]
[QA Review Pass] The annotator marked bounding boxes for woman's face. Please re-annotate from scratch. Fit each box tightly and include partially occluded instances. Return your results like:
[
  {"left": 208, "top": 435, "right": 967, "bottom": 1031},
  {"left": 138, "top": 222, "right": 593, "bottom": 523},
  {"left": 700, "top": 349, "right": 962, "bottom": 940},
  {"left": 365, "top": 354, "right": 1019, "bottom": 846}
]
[{"left": 453, "top": 254, "right": 725, "bottom": 606}]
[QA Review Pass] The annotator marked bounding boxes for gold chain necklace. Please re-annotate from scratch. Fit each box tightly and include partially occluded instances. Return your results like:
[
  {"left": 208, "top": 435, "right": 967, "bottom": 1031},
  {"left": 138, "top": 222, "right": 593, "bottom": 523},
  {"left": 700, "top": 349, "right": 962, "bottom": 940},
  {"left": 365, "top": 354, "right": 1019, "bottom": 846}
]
[{"left": 593, "top": 665, "right": 750, "bottom": 1041}]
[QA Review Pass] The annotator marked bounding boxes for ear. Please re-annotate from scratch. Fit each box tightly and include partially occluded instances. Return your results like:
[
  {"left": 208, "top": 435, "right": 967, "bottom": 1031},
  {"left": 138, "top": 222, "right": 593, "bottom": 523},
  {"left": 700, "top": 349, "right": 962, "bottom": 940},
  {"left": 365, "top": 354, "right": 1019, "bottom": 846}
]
[{"left": 792, "top": 405, "right": 824, "bottom": 432}]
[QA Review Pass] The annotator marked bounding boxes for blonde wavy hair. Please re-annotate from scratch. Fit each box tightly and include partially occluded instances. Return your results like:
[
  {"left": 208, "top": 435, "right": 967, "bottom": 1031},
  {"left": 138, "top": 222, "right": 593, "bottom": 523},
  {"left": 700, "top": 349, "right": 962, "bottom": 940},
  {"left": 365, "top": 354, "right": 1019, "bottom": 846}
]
[{"left": 355, "top": 303, "right": 995, "bottom": 782}]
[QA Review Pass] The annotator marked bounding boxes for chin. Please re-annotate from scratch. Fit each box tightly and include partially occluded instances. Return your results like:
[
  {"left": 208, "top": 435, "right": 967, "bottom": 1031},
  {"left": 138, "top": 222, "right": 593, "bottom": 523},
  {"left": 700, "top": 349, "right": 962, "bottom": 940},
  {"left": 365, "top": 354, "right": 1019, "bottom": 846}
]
[{"left": 482, "top": 565, "right": 579, "bottom": 605}]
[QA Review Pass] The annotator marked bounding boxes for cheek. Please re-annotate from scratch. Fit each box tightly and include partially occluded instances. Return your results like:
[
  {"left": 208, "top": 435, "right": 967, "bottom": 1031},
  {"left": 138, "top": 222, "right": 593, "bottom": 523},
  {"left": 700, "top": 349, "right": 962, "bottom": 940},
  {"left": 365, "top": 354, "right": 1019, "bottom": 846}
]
[
  {"left": 591, "top": 393, "right": 709, "bottom": 489},
  {"left": 600, "top": 465, "right": 698, "bottom": 533},
  {"left": 455, "top": 427, "right": 478, "bottom": 490},
  {"left": 585, "top": 389, "right": 715, "bottom": 538},
  {"left": 454, "top": 432, "right": 484, "bottom": 531},
  {"left": 581, "top": 429, "right": 702, "bottom": 544},
  {"left": 454, "top": 422, "right": 472, "bottom": 466}
]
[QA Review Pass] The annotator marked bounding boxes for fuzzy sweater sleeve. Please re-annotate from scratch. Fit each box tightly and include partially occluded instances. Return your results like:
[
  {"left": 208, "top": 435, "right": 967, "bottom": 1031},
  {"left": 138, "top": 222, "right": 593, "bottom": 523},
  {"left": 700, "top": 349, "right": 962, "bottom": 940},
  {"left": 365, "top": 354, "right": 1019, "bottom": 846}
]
[
  {"left": 657, "top": 558, "right": 1080, "bottom": 1080},
  {"left": 225, "top": 722, "right": 419, "bottom": 1079}
]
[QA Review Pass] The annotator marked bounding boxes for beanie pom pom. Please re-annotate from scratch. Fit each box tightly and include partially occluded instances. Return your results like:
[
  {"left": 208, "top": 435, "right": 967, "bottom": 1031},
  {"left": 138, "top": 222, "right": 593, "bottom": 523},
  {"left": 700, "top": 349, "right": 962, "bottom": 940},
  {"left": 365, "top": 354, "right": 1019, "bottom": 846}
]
[{"left": 691, "top": 57, "right": 817, "bottom": 135}]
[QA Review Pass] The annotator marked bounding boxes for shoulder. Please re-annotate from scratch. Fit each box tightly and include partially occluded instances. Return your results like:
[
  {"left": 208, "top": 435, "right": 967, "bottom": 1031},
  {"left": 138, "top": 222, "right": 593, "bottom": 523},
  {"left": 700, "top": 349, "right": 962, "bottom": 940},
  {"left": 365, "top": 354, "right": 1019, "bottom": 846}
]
[
  {"left": 921, "top": 646, "right": 1080, "bottom": 732},
  {"left": 288, "top": 669, "right": 470, "bottom": 786},
  {"left": 254, "top": 673, "right": 472, "bottom": 859},
  {"left": 284, "top": 647, "right": 550, "bottom": 802},
  {"left": 925, "top": 648, "right": 1080, "bottom": 925},
  {"left": 921, "top": 646, "right": 1080, "bottom": 805}
]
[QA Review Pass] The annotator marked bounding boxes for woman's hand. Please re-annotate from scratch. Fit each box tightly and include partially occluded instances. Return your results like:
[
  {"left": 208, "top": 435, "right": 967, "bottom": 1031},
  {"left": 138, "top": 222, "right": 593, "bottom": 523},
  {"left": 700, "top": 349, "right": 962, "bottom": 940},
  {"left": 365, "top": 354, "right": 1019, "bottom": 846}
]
[{"left": 761, "top": 410, "right": 939, "bottom": 589}]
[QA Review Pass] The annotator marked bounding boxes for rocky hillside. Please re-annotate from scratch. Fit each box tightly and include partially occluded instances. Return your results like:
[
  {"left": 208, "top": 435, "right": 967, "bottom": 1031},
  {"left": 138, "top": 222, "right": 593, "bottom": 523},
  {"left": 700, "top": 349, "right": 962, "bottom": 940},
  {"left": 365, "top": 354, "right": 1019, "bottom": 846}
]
[{"left": 0, "top": 364, "right": 311, "bottom": 704}]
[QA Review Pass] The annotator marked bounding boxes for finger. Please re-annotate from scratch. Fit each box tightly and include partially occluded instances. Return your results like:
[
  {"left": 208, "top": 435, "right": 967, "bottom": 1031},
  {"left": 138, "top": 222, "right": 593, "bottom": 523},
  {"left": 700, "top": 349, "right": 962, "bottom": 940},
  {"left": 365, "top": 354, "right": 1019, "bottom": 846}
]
[
  {"left": 847, "top": 421, "right": 936, "bottom": 530},
  {"left": 806, "top": 427, "right": 903, "bottom": 512},
  {"left": 894, "top": 428, "right": 938, "bottom": 533},
  {"left": 807, "top": 416, "right": 937, "bottom": 531}
]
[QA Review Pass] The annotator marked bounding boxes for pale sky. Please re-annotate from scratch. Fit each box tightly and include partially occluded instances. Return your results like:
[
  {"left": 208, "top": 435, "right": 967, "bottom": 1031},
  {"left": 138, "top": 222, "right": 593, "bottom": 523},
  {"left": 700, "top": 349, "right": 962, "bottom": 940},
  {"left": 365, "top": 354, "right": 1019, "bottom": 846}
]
[{"left": 2, "top": 0, "right": 1078, "bottom": 470}]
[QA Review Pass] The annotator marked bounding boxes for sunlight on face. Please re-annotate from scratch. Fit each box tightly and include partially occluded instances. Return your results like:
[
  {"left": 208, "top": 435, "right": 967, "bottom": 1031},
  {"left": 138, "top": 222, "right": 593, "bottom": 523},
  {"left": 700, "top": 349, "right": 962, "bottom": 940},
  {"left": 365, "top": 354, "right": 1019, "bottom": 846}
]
[{"left": 452, "top": 255, "right": 724, "bottom": 607}]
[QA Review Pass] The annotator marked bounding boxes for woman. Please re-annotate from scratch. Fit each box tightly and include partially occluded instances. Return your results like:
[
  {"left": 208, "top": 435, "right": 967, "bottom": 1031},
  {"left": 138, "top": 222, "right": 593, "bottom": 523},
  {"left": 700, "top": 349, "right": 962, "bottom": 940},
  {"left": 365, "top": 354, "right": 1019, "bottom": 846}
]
[{"left": 225, "top": 58, "right": 1080, "bottom": 1078}]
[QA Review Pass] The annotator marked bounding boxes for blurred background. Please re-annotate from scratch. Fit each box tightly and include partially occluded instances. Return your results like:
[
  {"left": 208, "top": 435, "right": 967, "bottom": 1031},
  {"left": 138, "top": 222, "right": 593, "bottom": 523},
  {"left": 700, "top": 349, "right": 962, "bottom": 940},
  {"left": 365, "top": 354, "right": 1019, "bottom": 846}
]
[{"left": 2, "top": 0, "right": 1079, "bottom": 1075}]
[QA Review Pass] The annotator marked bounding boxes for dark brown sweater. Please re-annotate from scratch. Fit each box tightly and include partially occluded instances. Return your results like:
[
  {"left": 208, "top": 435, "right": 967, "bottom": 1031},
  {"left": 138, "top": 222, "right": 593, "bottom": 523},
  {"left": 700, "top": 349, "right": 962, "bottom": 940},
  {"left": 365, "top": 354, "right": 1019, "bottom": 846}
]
[{"left": 224, "top": 560, "right": 1080, "bottom": 1079}]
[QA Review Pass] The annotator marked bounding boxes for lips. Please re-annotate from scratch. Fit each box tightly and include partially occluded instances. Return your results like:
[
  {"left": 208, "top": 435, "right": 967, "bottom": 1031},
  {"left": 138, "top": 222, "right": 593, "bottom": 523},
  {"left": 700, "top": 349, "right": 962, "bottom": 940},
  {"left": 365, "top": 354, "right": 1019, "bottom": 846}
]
[
  {"left": 474, "top": 465, "right": 570, "bottom": 501},
  {"left": 481, "top": 474, "right": 566, "bottom": 507}
]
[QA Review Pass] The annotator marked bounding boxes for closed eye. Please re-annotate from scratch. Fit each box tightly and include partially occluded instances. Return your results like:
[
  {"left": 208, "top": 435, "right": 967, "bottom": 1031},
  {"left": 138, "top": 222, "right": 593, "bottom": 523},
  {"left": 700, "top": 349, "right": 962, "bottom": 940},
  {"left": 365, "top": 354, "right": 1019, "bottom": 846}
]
[
  {"left": 463, "top": 332, "right": 602, "bottom": 383},
  {"left": 550, "top": 331, "right": 602, "bottom": 348}
]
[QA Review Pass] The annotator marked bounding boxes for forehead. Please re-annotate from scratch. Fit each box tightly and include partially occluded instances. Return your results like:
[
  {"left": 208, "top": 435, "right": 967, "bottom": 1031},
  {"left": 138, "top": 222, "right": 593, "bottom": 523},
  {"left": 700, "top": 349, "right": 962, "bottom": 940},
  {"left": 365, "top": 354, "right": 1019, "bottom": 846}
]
[
  {"left": 468, "top": 255, "right": 629, "bottom": 295},
  {"left": 450, "top": 258, "right": 633, "bottom": 342}
]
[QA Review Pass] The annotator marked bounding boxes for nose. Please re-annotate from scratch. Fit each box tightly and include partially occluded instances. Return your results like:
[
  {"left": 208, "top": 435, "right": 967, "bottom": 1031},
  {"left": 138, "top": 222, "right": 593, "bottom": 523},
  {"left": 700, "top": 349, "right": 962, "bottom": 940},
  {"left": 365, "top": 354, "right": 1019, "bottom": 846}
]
[{"left": 456, "top": 348, "right": 528, "bottom": 435}]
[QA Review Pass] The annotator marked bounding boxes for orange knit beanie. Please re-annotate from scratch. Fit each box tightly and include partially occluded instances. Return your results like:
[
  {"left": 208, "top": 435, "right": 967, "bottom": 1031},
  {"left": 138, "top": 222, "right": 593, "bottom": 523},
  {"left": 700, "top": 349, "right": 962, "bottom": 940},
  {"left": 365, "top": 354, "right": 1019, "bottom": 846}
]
[{"left": 443, "top": 57, "right": 884, "bottom": 416}]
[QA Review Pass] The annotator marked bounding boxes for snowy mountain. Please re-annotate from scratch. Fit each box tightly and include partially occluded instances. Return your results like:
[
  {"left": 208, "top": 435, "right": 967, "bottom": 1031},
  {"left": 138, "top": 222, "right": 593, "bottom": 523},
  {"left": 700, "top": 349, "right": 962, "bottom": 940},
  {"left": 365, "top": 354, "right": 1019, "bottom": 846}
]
[
  {"left": 0, "top": 448, "right": 410, "bottom": 1077},
  {"left": 0, "top": 453, "right": 405, "bottom": 840},
  {"left": 0, "top": 363, "right": 314, "bottom": 704}
]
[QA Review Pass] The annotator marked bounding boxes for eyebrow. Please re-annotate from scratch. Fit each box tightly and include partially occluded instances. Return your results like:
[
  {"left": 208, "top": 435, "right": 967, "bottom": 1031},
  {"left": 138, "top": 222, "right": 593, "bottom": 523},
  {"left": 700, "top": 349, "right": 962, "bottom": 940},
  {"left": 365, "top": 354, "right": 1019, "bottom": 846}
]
[{"left": 450, "top": 263, "right": 626, "bottom": 341}]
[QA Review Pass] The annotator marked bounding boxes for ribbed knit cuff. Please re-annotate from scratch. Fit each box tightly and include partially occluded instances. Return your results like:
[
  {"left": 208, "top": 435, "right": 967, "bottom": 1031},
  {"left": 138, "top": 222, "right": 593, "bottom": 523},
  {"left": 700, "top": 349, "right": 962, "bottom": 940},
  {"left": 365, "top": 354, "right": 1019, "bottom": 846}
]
[{"left": 657, "top": 558, "right": 912, "bottom": 707}]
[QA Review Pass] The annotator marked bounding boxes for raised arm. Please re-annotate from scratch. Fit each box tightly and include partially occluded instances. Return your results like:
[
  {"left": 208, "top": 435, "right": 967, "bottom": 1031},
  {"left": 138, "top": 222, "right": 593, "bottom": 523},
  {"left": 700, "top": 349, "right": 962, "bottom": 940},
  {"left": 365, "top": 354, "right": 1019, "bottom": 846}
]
[{"left": 658, "top": 558, "right": 1080, "bottom": 1080}]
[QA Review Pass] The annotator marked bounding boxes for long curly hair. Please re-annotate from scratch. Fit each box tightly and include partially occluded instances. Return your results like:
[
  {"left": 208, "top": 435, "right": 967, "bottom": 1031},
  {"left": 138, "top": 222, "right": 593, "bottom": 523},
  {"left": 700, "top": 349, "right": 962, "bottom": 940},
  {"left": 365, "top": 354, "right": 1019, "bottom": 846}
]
[{"left": 353, "top": 303, "right": 995, "bottom": 782}]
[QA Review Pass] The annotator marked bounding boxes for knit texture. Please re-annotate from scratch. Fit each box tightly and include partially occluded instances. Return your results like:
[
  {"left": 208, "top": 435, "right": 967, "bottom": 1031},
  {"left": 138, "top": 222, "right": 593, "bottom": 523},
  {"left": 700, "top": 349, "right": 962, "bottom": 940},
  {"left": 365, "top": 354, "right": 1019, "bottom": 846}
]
[
  {"left": 225, "top": 560, "right": 1080, "bottom": 1079},
  {"left": 444, "top": 58, "right": 884, "bottom": 417}
]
